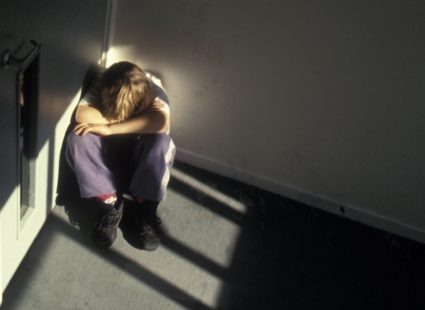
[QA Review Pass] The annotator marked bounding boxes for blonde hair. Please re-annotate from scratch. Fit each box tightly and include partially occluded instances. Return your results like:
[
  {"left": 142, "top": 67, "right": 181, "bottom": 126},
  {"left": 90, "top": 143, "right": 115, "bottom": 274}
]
[{"left": 100, "top": 61, "right": 150, "bottom": 122}]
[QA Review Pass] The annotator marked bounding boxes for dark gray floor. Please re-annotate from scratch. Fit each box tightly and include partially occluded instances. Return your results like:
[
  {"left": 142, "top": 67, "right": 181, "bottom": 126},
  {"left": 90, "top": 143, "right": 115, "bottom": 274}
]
[{"left": 3, "top": 161, "right": 425, "bottom": 309}]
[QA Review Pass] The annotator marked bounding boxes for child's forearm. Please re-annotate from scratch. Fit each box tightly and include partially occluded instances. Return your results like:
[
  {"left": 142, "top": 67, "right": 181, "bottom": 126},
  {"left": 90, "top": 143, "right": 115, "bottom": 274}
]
[{"left": 109, "top": 110, "right": 169, "bottom": 135}]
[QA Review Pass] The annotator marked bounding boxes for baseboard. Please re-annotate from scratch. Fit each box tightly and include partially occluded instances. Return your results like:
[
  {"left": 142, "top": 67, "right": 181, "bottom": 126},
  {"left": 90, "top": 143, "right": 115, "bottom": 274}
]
[{"left": 175, "top": 148, "right": 425, "bottom": 244}]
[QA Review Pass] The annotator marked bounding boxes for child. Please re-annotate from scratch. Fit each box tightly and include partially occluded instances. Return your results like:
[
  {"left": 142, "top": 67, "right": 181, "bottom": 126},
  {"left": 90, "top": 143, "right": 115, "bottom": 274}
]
[{"left": 65, "top": 61, "right": 175, "bottom": 250}]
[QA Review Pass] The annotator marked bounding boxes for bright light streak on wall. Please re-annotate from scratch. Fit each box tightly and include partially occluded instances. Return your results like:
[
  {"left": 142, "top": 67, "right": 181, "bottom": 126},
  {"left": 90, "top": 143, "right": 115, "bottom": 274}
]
[{"left": 105, "top": 45, "right": 137, "bottom": 67}]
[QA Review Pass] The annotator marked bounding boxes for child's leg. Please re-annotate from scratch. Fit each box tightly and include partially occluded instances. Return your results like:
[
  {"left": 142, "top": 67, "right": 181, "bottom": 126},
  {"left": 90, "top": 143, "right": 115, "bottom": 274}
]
[
  {"left": 129, "top": 133, "right": 176, "bottom": 202},
  {"left": 124, "top": 133, "right": 175, "bottom": 250},
  {"left": 66, "top": 131, "right": 124, "bottom": 248},
  {"left": 65, "top": 132, "right": 117, "bottom": 199}
]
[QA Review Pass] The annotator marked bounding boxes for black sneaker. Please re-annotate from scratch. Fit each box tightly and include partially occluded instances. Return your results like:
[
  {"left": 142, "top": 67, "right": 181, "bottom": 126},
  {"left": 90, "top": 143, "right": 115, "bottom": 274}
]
[
  {"left": 136, "top": 216, "right": 160, "bottom": 251},
  {"left": 92, "top": 200, "right": 124, "bottom": 248},
  {"left": 121, "top": 198, "right": 161, "bottom": 251}
]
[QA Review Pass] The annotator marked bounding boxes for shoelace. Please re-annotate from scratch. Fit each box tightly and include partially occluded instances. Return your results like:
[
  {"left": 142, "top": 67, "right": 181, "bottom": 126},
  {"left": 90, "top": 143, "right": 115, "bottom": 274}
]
[
  {"left": 96, "top": 208, "right": 122, "bottom": 230},
  {"left": 137, "top": 219, "right": 155, "bottom": 236}
]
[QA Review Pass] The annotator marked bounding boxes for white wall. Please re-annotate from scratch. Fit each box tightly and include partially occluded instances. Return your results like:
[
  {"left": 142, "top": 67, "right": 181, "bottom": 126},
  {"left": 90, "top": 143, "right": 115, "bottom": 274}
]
[{"left": 110, "top": 1, "right": 425, "bottom": 242}]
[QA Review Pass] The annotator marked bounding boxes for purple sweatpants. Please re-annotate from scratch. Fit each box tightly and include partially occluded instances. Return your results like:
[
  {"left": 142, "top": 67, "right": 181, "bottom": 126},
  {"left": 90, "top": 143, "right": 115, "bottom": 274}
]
[{"left": 65, "top": 132, "right": 176, "bottom": 201}]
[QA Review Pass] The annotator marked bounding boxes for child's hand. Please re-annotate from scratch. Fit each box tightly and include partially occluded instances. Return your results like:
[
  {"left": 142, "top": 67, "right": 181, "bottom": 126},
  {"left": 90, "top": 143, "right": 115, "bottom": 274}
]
[
  {"left": 146, "top": 98, "right": 168, "bottom": 112},
  {"left": 73, "top": 123, "right": 112, "bottom": 136}
]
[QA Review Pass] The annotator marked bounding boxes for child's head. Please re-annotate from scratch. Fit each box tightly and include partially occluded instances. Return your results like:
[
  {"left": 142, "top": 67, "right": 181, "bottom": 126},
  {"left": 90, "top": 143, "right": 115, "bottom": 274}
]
[{"left": 100, "top": 61, "right": 150, "bottom": 122}]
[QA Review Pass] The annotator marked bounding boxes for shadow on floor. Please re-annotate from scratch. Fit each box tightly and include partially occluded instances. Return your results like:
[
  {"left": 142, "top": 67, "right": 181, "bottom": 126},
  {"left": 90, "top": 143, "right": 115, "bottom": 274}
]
[
  {"left": 3, "top": 205, "right": 212, "bottom": 309},
  {"left": 3, "top": 161, "right": 425, "bottom": 309},
  {"left": 169, "top": 162, "right": 425, "bottom": 309}
]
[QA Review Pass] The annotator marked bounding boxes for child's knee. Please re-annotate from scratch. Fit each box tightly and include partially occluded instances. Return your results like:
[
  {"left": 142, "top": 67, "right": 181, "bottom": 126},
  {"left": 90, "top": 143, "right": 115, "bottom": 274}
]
[
  {"left": 136, "top": 133, "right": 175, "bottom": 164},
  {"left": 146, "top": 132, "right": 169, "bottom": 142},
  {"left": 144, "top": 133, "right": 172, "bottom": 152},
  {"left": 153, "top": 134, "right": 172, "bottom": 153},
  {"left": 66, "top": 132, "right": 98, "bottom": 151}
]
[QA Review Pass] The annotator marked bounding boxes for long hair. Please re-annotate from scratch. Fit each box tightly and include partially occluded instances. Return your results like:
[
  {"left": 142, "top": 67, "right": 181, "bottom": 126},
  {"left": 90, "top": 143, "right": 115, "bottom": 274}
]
[{"left": 100, "top": 61, "right": 150, "bottom": 122}]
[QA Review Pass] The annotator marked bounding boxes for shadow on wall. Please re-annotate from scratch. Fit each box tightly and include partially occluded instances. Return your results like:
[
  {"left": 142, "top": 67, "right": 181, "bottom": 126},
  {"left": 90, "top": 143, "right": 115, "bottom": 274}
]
[
  {"left": 0, "top": 44, "right": 90, "bottom": 210},
  {"left": 0, "top": 0, "right": 106, "bottom": 214}
]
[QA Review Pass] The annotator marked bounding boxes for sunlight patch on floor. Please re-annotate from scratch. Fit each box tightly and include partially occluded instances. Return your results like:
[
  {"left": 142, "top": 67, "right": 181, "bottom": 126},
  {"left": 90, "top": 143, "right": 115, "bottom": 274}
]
[{"left": 171, "top": 167, "right": 247, "bottom": 215}]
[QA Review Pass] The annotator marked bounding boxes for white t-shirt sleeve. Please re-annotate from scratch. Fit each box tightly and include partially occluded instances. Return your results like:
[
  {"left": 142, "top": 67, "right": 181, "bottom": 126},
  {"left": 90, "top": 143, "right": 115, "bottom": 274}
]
[{"left": 145, "top": 72, "right": 170, "bottom": 105}]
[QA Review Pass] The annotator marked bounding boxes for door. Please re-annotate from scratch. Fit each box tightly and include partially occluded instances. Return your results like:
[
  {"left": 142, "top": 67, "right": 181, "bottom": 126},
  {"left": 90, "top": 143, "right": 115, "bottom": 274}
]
[{"left": 0, "top": 38, "right": 43, "bottom": 296}]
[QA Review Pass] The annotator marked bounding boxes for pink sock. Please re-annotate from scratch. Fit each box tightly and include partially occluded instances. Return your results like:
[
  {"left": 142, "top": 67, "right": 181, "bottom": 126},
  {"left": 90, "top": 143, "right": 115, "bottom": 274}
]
[{"left": 97, "top": 193, "right": 117, "bottom": 205}]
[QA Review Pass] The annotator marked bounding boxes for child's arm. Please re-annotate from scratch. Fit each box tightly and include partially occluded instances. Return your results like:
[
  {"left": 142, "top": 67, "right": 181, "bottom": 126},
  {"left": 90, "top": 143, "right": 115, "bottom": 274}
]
[
  {"left": 110, "top": 100, "right": 170, "bottom": 135},
  {"left": 73, "top": 99, "right": 170, "bottom": 136}
]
